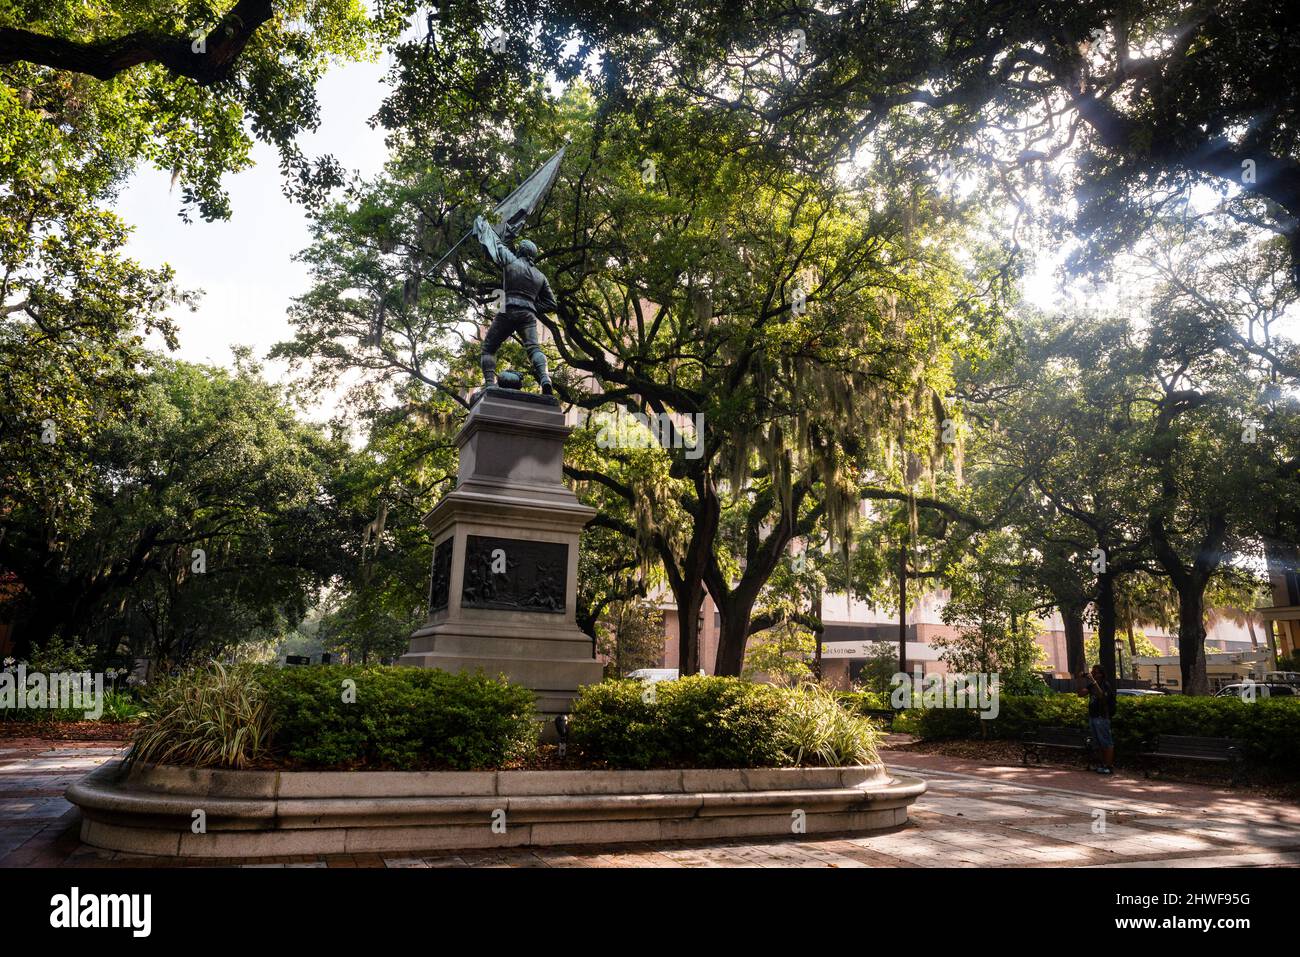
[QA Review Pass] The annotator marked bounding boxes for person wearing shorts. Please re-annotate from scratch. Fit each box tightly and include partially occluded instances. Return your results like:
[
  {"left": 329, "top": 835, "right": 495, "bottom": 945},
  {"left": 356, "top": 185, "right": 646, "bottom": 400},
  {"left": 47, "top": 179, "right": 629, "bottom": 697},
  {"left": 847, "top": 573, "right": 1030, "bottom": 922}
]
[{"left": 1079, "top": 665, "right": 1117, "bottom": 774}]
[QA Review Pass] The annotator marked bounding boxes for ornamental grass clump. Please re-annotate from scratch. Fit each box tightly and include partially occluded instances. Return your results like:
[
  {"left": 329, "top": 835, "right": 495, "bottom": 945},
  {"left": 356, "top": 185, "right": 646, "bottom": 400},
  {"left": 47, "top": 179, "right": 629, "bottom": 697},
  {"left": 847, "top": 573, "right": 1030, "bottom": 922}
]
[
  {"left": 128, "top": 663, "right": 272, "bottom": 769},
  {"left": 778, "top": 683, "right": 881, "bottom": 767}
]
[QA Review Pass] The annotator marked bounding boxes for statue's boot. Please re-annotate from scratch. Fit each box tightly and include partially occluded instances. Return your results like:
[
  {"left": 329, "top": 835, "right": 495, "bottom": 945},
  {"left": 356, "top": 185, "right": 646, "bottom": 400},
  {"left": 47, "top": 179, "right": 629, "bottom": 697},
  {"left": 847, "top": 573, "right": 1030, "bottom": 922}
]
[{"left": 526, "top": 344, "right": 552, "bottom": 396}]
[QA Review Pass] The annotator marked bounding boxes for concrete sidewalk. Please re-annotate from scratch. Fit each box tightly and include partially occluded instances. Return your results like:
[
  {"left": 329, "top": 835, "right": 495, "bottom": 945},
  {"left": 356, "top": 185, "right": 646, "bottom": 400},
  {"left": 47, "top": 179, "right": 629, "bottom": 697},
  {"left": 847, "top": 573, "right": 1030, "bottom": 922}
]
[{"left": 2, "top": 738, "right": 1298, "bottom": 868}]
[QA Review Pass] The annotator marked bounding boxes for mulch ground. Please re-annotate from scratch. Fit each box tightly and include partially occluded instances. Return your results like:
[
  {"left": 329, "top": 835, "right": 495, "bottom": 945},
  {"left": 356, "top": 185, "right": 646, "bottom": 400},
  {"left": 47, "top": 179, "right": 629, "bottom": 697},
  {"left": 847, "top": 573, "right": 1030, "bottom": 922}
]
[{"left": 0, "top": 720, "right": 139, "bottom": 741}]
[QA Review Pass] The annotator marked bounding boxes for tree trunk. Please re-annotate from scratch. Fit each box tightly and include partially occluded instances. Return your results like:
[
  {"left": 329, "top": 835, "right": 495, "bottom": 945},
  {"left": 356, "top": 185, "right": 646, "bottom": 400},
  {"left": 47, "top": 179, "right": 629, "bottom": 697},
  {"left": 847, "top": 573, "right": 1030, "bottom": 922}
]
[
  {"left": 1061, "top": 602, "right": 1087, "bottom": 677},
  {"left": 657, "top": 477, "right": 720, "bottom": 676},
  {"left": 1011, "top": 607, "right": 1019, "bottom": 672},
  {"left": 712, "top": 567, "right": 775, "bottom": 676},
  {"left": 1176, "top": 582, "right": 1211, "bottom": 695},
  {"left": 714, "top": 608, "right": 750, "bottom": 676},
  {"left": 1096, "top": 573, "right": 1118, "bottom": 685},
  {"left": 707, "top": 484, "right": 806, "bottom": 676},
  {"left": 673, "top": 580, "right": 706, "bottom": 675}
]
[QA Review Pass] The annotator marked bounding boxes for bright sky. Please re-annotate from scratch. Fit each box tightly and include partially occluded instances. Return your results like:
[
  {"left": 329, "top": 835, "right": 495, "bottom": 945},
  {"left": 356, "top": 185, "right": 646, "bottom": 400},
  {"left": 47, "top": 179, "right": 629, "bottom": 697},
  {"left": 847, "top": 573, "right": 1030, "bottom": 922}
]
[{"left": 117, "top": 56, "right": 393, "bottom": 395}]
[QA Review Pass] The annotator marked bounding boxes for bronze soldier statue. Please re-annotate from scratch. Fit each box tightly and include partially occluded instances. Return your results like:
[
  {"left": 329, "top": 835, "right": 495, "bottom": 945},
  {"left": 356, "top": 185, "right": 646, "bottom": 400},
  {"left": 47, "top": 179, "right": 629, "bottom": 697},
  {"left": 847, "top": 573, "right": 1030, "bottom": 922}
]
[{"left": 471, "top": 214, "right": 555, "bottom": 395}]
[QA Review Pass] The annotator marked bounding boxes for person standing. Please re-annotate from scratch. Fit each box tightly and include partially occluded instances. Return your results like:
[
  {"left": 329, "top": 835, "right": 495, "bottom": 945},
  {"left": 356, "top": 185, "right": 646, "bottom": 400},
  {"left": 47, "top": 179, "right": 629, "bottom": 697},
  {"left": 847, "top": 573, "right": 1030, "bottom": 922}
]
[{"left": 1078, "top": 665, "right": 1117, "bottom": 774}]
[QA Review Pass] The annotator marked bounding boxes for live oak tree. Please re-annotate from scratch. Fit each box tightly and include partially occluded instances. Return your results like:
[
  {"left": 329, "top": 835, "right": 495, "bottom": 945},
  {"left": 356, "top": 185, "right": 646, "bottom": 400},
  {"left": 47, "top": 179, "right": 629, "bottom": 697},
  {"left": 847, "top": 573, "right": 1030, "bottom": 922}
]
[
  {"left": 285, "top": 59, "right": 1001, "bottom": 675},
  {"left": 963, "top": 310, "right": 1159, "bottom": 684},
  {"left": 2, "top": 0, "right": 409, "bottom": 588},
  {"left": 1135, "top": 220, "right": 1300, "bottom": 651},
  {"left": 1133, "top": 230, "right": 1290, "bottom": 694},
  {"left": 546, "top": 105, "right": 993, "bottom": 676},
  {"left": 1141, "top": 382, "right": 1252, "bottom": 696},
  {"left": 960, "top": 303, "right": 1269, "bottom": 694},
  {"left": 0, "top": 356, "right": 352, "bottom": 662},
  {"left": 496, "top": 0, "right": 1300, "bottom": 284},
  {"left": 0, "top": 188, "right": 188, "bottom": 535},
  {"left": 962, "top": 217, "right": 1296, "bottom": 694},
  {"left": 1, "top": 0, "right": 408, "bottom": 220}
]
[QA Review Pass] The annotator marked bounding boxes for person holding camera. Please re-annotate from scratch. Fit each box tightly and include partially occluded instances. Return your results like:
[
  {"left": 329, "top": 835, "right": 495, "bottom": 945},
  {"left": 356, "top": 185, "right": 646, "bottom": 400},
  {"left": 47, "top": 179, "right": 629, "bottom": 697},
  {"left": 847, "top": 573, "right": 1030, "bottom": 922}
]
[{"left": 1077, "top": 665, "right": 1117, "bottom": 775}]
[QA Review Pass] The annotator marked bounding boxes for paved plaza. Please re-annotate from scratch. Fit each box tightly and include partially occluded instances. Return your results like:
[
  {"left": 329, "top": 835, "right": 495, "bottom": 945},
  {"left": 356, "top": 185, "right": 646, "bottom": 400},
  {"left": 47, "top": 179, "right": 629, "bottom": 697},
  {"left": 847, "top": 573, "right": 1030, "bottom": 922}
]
[{"left": 2, "top": 739, "right": 1298, "bottom": 868}]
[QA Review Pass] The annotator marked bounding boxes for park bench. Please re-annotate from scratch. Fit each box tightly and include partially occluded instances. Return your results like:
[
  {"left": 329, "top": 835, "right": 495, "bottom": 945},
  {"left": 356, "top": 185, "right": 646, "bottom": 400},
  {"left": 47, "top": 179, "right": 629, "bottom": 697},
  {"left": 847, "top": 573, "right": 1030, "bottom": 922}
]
[
  {"left": 1139, "top": 734, "right": 1245, "bottom": 786},
  {"left": 1021, "top": 726, "right": 1094, "bottom": 766}
]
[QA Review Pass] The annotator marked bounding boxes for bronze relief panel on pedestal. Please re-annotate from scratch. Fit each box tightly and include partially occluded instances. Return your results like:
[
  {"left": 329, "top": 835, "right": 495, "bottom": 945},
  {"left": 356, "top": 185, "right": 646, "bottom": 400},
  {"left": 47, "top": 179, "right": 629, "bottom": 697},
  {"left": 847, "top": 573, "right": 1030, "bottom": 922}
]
[{"left": 461, "top": 534, "right": 566, "bottom": 613}]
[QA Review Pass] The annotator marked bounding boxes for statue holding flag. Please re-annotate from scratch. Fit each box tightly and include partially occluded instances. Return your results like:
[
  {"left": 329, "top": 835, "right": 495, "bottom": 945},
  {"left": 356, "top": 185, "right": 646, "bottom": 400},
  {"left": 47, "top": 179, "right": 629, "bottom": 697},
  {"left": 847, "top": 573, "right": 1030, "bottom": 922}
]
[
  {"left": 427, "top": 141, "right": 569, "bottom": 398},
  {"left": 396, "top": 138, "right": 609, "bottom": 732},
  {"left": 470, "top": 214, "right": 556, "bottom": 395}
]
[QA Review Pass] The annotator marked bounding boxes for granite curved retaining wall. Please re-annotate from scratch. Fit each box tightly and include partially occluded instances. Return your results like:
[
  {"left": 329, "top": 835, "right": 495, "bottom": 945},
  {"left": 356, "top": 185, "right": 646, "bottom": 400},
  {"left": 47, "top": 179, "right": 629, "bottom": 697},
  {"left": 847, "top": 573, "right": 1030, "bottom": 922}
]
[{"left": 67, "top": 761, "right": 926, "bottom": 858}]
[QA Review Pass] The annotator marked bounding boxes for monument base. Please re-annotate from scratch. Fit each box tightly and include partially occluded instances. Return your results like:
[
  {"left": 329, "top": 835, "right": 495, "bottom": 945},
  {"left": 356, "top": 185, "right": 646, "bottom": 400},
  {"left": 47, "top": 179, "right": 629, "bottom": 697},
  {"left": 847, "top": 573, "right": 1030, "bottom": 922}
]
[
  {"left": 399, "top": 388, "right": 603, "bottom": 736},
  {"left": 401, "top": 617, "right": 603, "bottom": 722}
]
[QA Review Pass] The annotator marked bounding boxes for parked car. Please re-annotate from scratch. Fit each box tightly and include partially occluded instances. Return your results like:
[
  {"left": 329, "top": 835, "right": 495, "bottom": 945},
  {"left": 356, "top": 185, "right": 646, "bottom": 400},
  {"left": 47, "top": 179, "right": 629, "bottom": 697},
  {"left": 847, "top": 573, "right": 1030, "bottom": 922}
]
[
  {"left": 1116, "top": 688, "right": 1166, "bottom": 697},
  {"left": 1214, "top": 683, "right": 1297, "bottom": 700},
  {"left": 625, "top": 668, "right": 680, "bottom": 684}
]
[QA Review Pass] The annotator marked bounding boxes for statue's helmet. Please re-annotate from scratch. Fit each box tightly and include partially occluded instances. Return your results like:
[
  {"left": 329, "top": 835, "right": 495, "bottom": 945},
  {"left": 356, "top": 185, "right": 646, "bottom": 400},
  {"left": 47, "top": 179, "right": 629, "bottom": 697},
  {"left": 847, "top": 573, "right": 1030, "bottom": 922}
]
[{"left": 516, "top": 239, "right": 539, "bottom": 261}]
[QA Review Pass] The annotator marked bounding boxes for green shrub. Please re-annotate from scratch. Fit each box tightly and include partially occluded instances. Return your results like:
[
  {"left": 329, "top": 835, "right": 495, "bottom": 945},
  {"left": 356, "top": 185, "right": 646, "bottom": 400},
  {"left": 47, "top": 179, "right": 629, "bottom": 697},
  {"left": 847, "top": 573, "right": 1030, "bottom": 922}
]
[
  {"left": 890, "top": 708, "right": 922, "bottom": 734},
  {"left": 998, "top": 671, "right": 1052, "bottom": 696},
  {"left": 902, "top": 691, "right": 1300, "bottom": 776},
  {"left": 1, "top": 638, "right": 103, "bottom": 723},
  {"left": 100, "top": 690, "right": 145, "bottom": 723},
  {"left": 257, "top": 666, "right": 538, "bottom": 770},
  {"left": 655, "top": 676, "right": 791, "bottom": 767},
  {"left": 837, "top": 690, "right": 892, "bottom": 713},
  {"left": 907, "top": 705, "right": 984, "bottom": 740},
  {"left": 129, "top": 663, "right": 272, "bottom": 769},
  {"left": 128, "top": 664, "right": 538, "bottom": 770},
  {"left": 1108, "top": 695, "right": 1300, "bottom": 769},
  {"left": 566, "top": 679, "right": 664, "bottom": 768},
  {"left": 27, "top": 637, "right": 96, "bottom": 674},
  {"left": 982, "top": 693, "right": 1089, "bottom": 738},
  {"left": 570, "top": 676, "right": 879, "bottom": 768},
  {"left": 570, "top": 676, "right": 790, "bottom": 768}
]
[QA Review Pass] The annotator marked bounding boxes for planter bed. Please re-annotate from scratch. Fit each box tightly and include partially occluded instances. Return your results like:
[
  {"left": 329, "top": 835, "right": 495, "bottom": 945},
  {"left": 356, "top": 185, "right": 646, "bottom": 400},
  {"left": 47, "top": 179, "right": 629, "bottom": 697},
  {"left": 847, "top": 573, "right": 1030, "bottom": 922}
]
[{"left": 67, "top": 760, "right": 926, "bottom": 857}]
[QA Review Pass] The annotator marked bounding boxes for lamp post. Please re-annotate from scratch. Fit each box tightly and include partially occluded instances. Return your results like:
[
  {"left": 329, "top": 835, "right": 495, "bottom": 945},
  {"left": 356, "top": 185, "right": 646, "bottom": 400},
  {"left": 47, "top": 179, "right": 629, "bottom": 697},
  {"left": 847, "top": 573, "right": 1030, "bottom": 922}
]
[{"left": 697, "top": 607, "right": 706, "bottom": 676}]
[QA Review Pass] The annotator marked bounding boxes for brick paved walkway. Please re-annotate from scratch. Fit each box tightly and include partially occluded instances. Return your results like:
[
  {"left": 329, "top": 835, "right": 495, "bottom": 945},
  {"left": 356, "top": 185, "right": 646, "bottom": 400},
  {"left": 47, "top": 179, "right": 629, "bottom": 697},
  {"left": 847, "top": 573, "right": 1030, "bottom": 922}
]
[{"left": 3, "top": 738, "right": 1298, "bottom": 868}]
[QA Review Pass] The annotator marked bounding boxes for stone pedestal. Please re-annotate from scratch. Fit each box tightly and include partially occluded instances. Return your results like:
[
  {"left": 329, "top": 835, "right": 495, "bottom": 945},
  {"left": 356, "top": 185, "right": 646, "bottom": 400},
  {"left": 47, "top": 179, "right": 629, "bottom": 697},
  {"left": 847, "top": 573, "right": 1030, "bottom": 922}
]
[{"left": 399, "top": 388, "right": 603, "bottom": 728}]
